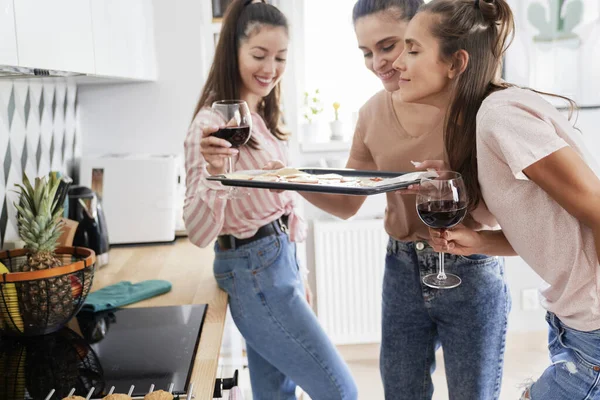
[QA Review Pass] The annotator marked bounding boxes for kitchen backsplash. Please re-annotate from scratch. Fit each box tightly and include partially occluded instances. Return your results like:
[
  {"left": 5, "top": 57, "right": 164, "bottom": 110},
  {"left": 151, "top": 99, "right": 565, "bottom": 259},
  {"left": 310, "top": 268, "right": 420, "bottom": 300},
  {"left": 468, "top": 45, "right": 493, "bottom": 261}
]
[{"left": 0, "top": 80, "right": 81, "bottom": 249}]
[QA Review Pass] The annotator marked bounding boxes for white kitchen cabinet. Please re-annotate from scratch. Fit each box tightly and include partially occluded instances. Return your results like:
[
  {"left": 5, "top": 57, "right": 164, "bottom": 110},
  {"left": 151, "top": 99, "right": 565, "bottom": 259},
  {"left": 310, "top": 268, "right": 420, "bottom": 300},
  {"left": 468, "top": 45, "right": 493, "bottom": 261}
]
[
  {"left": 14, "top": 0, "right": 95, "bottom": 73},
  {"left": 90, "top": 0, "right": 157, "bottom": 80},
  {"left": 0, "top": 0, "right": 18, "bottom": 65}
]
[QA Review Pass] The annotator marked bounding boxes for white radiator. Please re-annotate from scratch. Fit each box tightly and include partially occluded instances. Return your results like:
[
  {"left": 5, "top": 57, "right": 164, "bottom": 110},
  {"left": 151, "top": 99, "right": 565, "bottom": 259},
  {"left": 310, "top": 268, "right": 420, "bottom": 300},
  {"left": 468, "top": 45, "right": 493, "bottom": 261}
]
[{"left": 313, "top": 219, "right": 389, "bottom": 345}]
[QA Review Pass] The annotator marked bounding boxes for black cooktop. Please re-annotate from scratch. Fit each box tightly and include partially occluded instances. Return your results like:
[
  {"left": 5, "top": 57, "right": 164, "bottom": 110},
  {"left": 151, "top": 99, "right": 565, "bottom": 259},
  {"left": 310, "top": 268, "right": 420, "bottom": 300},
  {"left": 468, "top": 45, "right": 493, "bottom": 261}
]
[{"left": 0, "top": 304, "right": 207, "bottom": 399}]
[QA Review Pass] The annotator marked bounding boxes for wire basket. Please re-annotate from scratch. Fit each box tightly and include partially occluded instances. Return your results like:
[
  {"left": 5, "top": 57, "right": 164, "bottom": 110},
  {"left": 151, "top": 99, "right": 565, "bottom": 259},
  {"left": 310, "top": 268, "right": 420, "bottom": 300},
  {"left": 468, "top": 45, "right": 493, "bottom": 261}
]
[
  {"left": 0, "top": 327, "right": 105, "bottom": 400},
  {"left": 0, "top": 247, "right": 96, "bottom": 337}
]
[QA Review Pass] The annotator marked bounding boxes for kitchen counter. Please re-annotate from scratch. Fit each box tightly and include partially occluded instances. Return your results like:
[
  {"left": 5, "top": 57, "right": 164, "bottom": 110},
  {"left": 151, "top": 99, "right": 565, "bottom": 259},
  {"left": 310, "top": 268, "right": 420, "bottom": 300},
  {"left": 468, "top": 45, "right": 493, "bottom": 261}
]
[{"left": 89, "top": 238, "right": 227, "bottom": 400}]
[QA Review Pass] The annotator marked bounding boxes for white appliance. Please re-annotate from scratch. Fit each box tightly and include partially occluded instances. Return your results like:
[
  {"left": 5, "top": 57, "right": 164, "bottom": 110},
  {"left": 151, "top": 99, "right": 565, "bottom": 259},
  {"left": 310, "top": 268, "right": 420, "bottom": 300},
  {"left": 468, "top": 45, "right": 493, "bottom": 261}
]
[{"left": 79, "top": 154, "right": 180, "bottom": 244}]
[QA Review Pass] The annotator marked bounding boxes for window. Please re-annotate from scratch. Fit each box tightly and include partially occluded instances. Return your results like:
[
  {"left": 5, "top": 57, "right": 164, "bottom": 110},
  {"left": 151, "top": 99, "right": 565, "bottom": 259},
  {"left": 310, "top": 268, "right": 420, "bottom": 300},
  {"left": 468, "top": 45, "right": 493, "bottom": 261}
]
[{"left": 302, "top": 0, "right": 382, "bottom": 124}]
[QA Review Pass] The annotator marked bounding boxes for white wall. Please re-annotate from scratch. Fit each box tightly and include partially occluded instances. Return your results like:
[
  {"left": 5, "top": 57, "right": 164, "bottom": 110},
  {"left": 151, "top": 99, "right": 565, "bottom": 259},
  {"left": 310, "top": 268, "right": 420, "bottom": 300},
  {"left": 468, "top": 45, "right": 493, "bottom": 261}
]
[{"left": 78, "top": 0, "right": 211, "bottom": 156}]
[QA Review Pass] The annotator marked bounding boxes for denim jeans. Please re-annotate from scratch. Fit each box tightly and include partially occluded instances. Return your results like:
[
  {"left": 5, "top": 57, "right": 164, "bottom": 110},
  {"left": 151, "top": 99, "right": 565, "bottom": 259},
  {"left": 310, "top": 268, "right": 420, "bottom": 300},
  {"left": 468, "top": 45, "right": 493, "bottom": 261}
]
[
  {"left": 525, "top": 313, "right": 600, "bottom": 400},
  {"left": 213, "top": 233, "right": 357, "bottom": 400},
  {"left": 382, "top": 238, "right": 510, "bottom": 400}
]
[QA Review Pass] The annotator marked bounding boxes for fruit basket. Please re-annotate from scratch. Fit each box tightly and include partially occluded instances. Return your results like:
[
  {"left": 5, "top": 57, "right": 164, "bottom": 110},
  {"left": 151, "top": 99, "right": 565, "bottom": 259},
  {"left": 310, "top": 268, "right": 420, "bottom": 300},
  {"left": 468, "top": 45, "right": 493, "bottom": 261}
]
[
  {"left": 0, "top": 327, "right": 104, "bottom": 400},
  {"left": 0, "top": 172, "right": 97, "bottom": 336},
  {"left": 0, "top": 246, "right": 96, "bottom": 336}
]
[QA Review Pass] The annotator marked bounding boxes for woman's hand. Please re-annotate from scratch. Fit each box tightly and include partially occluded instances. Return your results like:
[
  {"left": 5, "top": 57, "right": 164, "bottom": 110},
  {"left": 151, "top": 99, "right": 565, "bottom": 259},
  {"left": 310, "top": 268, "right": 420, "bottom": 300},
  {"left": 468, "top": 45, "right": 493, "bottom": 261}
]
[
  {"left": 395, "top": 159, "right": 450, "bottom": 196},
  {"left": 199, "top": 122, "right": 239, "bottom": 175},
  {"left": 428, "top": 224, "right": 483, "bottom": 256},
  {"left": 412, "top": 159, "right": 450, "bottom": 171},
  {"left": 263, "top": 160, "right": 285, "bottom": 170},
  {"left": 263, "top": 160, "right": 286, "bottom": 193}
]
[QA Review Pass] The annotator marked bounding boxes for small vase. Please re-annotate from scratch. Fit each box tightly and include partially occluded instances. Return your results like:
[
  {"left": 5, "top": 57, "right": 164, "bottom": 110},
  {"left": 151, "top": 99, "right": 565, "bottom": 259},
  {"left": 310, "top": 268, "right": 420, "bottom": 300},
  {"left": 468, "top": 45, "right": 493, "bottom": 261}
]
[
  {"left": 302, "top": 122, "right": 319, "bottom": 143},
  {"left": 302, "top": 122, "right": 321, "bottom": 143},
  {"left": 329, "top": 120, "right": 344, "bottom": 141}
]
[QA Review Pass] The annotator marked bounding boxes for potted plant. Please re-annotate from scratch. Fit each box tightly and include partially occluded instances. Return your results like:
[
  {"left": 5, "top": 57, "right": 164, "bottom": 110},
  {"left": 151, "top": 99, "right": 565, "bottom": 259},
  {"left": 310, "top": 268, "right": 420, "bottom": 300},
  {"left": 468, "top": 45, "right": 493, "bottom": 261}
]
[
  {"left": 329, "top": 102, "right": 344, "bottom": 141},
  {"left": 302, "top": 89, "right": 324, "bottom": 142},
  {"left": 527, "top": 0, "right": 583, "bottom": 101}
]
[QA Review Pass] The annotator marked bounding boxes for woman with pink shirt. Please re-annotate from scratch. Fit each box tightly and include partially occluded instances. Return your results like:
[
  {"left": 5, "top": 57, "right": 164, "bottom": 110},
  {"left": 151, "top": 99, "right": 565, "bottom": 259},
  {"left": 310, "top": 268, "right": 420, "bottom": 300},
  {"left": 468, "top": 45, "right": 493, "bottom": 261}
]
[
  {"left": 183, "top": 1, "right": 357, "bottom": 399},
  {"left": 394, "top": 0, "right": 600, "bottom": 398}
]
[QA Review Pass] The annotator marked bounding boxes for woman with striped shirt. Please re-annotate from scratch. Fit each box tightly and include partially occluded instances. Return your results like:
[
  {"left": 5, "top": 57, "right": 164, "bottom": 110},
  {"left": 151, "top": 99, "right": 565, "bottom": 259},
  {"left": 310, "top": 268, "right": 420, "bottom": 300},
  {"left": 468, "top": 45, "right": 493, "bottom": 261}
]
[{"left": 183, "top": 1, "right": 357, "bottom": 399}]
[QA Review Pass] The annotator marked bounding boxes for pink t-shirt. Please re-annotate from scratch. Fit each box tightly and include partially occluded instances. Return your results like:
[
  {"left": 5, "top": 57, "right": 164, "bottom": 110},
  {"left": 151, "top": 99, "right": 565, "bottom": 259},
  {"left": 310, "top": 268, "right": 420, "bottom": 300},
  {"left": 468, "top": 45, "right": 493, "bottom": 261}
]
[
  {"left": 184, "top": 108, "right": 306, "bottom": 248},
  {"left": 477, "top": 87, "right": 600, "bottom": 331}
]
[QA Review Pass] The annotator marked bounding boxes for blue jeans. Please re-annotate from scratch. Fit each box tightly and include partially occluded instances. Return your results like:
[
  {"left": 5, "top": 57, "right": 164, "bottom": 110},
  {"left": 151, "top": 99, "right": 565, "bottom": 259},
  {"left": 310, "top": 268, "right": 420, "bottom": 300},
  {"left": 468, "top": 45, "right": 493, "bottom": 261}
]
[
  {"left": 213, "top": 233, "right": 358, "bottom": 400},
  {"left": 526, "top": 313, "right": 600, "bottom": 399},
  {"left": 382, "top": 238, "right": 510, "bottom": 400}
]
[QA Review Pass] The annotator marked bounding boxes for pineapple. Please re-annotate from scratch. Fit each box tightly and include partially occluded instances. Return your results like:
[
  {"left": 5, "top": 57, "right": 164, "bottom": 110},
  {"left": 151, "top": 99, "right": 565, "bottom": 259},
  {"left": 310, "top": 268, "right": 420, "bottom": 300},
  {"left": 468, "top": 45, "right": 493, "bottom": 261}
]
[{"left": 14, "top": 172, "right": 74, "bottom": 330}]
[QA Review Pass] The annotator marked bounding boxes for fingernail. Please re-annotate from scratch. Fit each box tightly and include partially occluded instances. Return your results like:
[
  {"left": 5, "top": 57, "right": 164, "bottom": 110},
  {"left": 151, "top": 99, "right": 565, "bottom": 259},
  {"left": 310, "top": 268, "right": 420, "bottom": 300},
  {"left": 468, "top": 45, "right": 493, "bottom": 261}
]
[
  {"left": 411, "top": 160, "right": 422, "bottom": 167},
  {"left": 231, "top": 149, "right": 239, "bottom": 154}
]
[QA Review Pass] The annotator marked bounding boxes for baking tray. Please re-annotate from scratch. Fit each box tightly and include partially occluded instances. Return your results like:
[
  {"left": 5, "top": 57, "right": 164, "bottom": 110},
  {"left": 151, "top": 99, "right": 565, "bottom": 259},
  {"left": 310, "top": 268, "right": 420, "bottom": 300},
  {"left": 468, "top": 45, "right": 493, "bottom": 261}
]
[{"left": 206, "top": 168, "right": 429, "bottom": 196}]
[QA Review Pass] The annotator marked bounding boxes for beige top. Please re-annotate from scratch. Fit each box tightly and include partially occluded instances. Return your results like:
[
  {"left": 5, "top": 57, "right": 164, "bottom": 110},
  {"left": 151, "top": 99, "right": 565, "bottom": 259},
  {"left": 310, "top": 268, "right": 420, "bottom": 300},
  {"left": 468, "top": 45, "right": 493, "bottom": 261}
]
[
  {"left": 477, "top": 87, "right": 600, "bottom": 331},
  {"left": 351, "top": 90, "right": 495, "bottom": 241},
  {"left": 351, "top": 90, "right": 445, "bottom": 241}
]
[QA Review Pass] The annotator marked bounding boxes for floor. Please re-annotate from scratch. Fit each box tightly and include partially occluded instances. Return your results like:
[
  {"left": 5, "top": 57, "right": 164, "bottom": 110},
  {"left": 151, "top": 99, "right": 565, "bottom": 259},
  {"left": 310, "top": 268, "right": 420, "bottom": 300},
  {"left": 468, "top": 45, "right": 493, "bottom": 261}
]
[
  {"left": 338, "top": 330, "right": 548, "bottom": 400},
  {"left": 229, "top": 330, "right": 549, "bottom": 400}
]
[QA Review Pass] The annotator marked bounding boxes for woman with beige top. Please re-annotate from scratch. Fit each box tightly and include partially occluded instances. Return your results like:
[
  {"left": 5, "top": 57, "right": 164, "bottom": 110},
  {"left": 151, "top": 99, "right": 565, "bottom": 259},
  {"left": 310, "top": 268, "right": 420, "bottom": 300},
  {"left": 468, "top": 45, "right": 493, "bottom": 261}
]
[
  {"left": 267, "top": 0, "right": 510, "bottom": 399},
  {"left": 394, "top": 0, "right": 600, "bottom": 398}
]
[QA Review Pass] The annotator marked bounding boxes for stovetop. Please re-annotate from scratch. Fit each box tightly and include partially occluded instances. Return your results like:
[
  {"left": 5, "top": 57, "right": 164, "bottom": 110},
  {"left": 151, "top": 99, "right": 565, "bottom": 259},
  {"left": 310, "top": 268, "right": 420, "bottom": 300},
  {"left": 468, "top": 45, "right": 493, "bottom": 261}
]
[{"left": 0, "top": 304, "right": 207, "bottom": 399}]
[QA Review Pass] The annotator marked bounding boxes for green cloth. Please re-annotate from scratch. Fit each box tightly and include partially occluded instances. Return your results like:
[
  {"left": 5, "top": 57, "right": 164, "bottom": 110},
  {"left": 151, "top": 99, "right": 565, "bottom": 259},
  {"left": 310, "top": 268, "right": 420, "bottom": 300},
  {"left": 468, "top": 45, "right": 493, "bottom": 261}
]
[{"left": 82, "top": 280, "right": 172, "bottom": 312}]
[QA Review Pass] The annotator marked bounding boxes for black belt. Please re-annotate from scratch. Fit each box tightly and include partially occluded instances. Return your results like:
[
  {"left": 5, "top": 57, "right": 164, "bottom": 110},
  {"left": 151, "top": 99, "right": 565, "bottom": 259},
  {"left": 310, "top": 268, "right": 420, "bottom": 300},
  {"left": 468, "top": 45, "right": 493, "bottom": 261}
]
[{"left": 218, "top": 215, "right": 289, "bottom": 250}]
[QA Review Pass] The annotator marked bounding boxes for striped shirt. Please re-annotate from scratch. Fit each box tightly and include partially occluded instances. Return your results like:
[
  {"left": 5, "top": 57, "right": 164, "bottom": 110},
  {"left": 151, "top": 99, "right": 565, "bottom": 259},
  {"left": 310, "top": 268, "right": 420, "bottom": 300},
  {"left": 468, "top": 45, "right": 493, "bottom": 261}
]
[{"left": 183, "top": 108, "right": 307, "bottom": 248}]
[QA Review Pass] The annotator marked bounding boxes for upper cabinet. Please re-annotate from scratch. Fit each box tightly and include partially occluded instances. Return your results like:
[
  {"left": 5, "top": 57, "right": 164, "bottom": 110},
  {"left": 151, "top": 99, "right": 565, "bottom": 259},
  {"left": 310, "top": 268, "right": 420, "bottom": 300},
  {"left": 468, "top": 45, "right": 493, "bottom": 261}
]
[
  {"left": 14, "top": 0, "right": 95, "bottom": 73},
  {"left": 0, "top": 0, "right": 156, "bottom": 81},
  {"left": 91, "top": 0, "right": 157, "bottom": 80},
  {"left": 0, "top": 0, "right": 18, "bottom": 65}
]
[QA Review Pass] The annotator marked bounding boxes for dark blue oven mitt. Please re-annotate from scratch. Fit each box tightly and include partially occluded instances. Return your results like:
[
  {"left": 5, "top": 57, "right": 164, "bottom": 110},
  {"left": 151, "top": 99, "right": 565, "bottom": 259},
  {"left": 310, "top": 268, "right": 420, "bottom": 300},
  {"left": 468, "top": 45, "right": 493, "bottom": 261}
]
[{"left": 82, "top": 280, "right": 172, "bottom": 312}]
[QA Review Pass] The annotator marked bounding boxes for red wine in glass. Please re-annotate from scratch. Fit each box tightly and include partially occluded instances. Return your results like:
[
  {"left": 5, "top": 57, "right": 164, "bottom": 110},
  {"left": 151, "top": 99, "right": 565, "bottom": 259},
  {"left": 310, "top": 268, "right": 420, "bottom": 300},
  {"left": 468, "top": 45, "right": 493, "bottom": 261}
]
[
  {"left": 417, "top": 200, "right": 467, "bottom": 229},
  {"left": 212, "top": 126, "right": 251, "bottom": 148},
  {"left": 416, "top": 172, "right": 468, "bottom": 289},
  {"left": 210, "top": 100, "right": 253, "bottom": 199}
]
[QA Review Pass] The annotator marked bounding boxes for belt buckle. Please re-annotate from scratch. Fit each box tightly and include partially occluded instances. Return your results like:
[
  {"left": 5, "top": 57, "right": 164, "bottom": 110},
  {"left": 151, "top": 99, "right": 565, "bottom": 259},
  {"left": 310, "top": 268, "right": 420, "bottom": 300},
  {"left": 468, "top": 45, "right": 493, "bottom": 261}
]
[{"left": 278, "top": 218, "right": 289, "bottom": 234}]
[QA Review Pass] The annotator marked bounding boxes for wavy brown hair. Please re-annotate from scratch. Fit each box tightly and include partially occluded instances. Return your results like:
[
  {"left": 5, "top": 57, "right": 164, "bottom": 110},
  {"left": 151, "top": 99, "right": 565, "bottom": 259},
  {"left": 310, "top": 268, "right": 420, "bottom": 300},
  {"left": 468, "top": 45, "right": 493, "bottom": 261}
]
[
  {"left": 420, "top": 0, "right": 577, "bottom": 210},
  {"left": 192, "top": 0, "right": 289, "bottom": 148}
]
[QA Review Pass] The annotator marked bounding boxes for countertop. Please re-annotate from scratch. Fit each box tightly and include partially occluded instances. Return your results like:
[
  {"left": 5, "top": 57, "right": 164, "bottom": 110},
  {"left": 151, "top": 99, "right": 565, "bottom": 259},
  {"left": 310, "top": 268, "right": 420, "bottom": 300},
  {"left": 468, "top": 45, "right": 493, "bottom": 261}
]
[{"left": 88, "top": 238, "right": 227, "bottom": 400}]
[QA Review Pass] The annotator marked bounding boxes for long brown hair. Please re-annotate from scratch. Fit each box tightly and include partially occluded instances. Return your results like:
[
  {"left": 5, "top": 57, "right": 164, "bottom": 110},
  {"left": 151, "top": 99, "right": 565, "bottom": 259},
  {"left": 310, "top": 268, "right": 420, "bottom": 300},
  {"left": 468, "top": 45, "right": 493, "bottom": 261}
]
[
  {"left": 421, "top": 0, "right": 578, "bottom": 210},
  {"left": 416, "top": 0, "right": 514, "bottom": 210},
  {"left": 192, "top": 0, "right": 289, "bottom": 147}
]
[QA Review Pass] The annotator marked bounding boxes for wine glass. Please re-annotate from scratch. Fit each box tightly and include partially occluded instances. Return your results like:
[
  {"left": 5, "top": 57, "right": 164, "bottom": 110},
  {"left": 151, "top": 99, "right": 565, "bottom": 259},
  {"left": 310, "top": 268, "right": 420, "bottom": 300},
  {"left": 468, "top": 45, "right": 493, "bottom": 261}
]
[
  {"left": 416, "top": 171, "right": 468, "bottom": 289},
  {"left": 211, "top": 100, "right": 253, "bottom": 199}
]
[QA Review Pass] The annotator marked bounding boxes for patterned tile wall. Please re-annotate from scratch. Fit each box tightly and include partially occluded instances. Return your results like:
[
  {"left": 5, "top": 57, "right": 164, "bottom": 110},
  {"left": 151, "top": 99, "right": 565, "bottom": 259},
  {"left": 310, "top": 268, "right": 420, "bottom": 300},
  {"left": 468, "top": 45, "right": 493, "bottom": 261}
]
[{"left": 0, "top": 80, "right": 81, "bottom": 249}]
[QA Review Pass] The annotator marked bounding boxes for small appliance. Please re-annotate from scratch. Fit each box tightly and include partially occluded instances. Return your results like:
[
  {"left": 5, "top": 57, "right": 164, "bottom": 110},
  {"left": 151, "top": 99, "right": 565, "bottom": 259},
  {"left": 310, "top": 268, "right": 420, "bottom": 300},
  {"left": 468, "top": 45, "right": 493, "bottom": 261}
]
[
  {"left": 79, "top": 154, "right": 180, "bottom": 244},
  {"left": 68, "top": 185, "right": 110, "bottom": 267}
]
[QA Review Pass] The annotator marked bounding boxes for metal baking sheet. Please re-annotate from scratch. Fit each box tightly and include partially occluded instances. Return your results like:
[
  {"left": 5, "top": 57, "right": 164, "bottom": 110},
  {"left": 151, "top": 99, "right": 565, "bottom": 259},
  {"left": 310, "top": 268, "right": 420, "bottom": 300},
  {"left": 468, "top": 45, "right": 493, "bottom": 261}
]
[{"left": 206, "top": 168, "right": 426, "bottom": 196}]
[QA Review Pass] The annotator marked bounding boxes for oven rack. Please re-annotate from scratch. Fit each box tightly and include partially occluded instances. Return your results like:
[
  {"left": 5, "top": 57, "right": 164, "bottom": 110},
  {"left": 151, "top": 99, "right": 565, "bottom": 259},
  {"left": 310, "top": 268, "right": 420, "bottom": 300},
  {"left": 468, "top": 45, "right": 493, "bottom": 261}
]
[{"left": 43, "top": 382, "right": 194, "bottom": 400}]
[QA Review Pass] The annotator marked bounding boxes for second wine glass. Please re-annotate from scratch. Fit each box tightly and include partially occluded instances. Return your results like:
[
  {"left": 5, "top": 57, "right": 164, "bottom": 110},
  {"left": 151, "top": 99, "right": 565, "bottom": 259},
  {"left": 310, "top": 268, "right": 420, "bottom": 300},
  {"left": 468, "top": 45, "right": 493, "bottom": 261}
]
[
  {"left": 416, "top": 171, "right": 468, "bottom": 289},
  {"left": 211, "top": 100, "right": 253, "bottom": 199}
]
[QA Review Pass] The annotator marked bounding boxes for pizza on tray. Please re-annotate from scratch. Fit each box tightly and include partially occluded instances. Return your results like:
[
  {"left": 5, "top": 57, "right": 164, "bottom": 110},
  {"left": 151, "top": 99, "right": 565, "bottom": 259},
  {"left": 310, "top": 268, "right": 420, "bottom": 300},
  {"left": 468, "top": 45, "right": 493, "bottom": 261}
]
[{"left": 222, "top": 168, "right": 435, "bottom": 188}]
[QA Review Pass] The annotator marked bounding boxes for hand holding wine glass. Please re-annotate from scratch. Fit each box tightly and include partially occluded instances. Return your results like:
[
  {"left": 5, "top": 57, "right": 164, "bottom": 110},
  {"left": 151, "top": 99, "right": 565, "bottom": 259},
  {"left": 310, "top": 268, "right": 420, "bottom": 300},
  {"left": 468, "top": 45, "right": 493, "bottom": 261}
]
[
  {"left": 428, "top": 224, "right": 483, "bottom": 256},
  {"left": 416, "top": 171, "right": 468, "bottom": 289},
  {"left": 199, "top": 123, "right": 240, "bottom": 176},
  {"left": 203, "top": 100, "right": 253, "bottom": 199}
]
